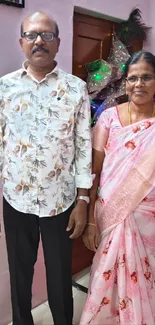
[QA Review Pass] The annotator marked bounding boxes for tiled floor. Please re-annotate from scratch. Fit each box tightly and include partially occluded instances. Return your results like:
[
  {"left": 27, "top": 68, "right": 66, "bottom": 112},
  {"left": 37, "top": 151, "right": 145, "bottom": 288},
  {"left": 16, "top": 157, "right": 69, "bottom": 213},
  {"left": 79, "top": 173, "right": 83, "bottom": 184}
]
[{"left": 8, "top": 267, "right": 90, "bottom": 325}]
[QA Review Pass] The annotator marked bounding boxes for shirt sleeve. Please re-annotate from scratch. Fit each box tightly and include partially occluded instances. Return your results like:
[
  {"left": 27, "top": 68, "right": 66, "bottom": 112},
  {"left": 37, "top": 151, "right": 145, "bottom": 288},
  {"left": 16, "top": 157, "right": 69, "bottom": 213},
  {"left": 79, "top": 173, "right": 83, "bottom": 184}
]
[
  {"left": 92, "top": 110, "right": 110, "bottom": 152},
  {"left": 74, "top": 82, "right": 92, "bottom": 189},
  {"left": 0, "top": 84, "right": 5, "bottom": 178}
]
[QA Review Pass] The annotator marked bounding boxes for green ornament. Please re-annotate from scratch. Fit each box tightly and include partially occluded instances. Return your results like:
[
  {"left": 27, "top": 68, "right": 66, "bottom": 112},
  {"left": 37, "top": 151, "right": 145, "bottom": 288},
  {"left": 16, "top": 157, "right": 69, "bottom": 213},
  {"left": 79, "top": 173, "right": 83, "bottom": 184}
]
[
  {"left": 86, "top": 60, "right": 101, "bottom": 72},
  {"left": 124, "top": 26, "right": 129, "bottom": 32},
  {"left": 120, "top": 63, "right": 126, "bottom": 72},
  {"left": 93, "top": 73, "right": 103, "bottom": 81},
  {"left": 91, "top": 118, "right": 95, "bottom": 126},
  {"left": 100, "top": 65, "right": 110, "bottom": 73}
]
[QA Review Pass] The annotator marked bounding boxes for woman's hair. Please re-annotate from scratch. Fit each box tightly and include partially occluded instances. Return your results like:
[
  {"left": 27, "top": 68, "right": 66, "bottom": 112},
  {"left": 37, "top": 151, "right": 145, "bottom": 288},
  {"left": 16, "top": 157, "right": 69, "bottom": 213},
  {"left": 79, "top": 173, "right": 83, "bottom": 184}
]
[{"left": 124, "top": 50, "right": 155, "bottom": 77}]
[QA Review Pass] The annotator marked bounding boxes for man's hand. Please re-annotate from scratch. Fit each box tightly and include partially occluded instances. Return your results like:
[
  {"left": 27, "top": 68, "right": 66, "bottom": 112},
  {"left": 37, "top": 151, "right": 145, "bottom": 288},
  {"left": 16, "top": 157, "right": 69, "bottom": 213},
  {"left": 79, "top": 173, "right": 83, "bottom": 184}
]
[{"left": 66, "top": 200, "right": 87, "bottom": 239}]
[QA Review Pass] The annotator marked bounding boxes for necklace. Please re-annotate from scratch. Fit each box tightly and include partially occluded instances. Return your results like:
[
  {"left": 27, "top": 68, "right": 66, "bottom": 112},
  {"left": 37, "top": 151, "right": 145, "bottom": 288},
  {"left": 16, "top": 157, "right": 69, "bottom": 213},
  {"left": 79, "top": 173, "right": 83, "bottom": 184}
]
[{"left": 128, "top": 102, "right": 155, "bottom": 125}]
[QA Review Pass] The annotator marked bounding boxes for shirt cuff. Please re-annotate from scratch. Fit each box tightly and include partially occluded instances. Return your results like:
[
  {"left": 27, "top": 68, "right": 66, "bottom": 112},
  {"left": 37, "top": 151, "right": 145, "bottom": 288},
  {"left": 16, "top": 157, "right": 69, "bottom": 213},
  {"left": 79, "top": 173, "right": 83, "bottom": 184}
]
[{"left": 75, "top": 174, "right": 93, "bottom": 189}]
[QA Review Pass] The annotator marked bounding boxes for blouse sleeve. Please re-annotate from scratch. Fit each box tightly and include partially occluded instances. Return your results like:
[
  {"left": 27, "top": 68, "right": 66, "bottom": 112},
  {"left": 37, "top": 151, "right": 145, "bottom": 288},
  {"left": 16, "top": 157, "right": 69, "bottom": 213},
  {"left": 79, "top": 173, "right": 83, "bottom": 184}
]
[{"left": 92, "top": 110, "right": 110, "bottom": 152}]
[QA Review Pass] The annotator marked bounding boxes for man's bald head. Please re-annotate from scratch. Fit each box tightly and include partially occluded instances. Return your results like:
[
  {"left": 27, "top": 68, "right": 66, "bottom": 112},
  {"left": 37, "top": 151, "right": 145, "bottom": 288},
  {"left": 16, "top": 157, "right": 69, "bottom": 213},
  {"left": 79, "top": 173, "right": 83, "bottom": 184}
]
[
  {"left": 19, "top": 11, "right": 60, "bottom": 71},
  {"left": 20, "top": 11, "right": 59, "bottom": 37}
]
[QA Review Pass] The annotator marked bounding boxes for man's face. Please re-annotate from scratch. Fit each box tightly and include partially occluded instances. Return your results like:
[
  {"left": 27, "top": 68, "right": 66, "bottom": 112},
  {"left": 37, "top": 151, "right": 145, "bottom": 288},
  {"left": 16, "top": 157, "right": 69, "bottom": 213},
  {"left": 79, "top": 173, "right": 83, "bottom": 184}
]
[{"left": 19, "top": 15, "right": 60, "bottom": 68}]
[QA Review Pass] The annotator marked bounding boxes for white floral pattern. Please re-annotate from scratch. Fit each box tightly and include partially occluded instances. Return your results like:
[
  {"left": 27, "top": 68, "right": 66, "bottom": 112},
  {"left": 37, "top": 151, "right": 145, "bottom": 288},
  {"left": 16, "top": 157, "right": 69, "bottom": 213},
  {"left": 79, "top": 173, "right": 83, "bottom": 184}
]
[{"left": 0, "top": 63, "right": 92, "bottom": 217}]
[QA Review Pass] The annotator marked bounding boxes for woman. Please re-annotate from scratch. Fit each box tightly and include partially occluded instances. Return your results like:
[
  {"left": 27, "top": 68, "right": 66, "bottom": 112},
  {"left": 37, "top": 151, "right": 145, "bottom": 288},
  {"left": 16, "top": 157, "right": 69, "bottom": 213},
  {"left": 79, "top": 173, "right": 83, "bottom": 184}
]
[{"left": 80, "top": 51, "right": 155, "bottom": 325}]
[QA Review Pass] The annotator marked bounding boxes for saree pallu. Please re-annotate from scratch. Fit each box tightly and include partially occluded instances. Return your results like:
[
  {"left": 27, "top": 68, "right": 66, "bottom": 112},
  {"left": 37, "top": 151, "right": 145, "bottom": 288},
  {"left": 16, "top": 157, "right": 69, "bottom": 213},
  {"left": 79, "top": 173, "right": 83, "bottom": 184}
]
[{"left": 80, "top": 110, "right": 155, "bottom": 325}]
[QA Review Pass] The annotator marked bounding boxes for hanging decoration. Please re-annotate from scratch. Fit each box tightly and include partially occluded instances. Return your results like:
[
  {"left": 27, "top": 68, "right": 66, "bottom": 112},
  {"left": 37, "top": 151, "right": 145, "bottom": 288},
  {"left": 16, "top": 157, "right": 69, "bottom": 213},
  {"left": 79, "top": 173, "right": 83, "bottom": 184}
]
[
  {"left": 96, "top": 76, "right": 126, "bottom": 102},
  {"left": 94, "top": 102, "right": 106, "bottom": 122},
  {"left": 86, "top": 59, "right": 119, "bottom": 98},
  {"left": 86, "top": 36, "right": 130, "bottom": 101},
  {"left": 85, "top": 7, "right": 151, "bottom": 125},
  {"left": 96, "top": 78, "right": 127, "bottom": 110},
  {"left": 116, "top": 8, "right": 150, "bottom": 47},
  {"left": 90, "top": 99, "right": 104, "bottom": 126},
  {"left": 87, "top": 36, "right": 130, "bottom": 120},
  {"left": 107, "top": 35, "right": 130, "bottom": 79}
]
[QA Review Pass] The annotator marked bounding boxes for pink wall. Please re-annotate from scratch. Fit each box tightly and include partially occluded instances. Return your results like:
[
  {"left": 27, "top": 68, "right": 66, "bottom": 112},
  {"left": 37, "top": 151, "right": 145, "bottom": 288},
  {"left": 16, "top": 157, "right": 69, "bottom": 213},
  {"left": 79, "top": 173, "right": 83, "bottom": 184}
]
[
  {"left": 0, "top": 0, "right": 150, "bottom": 77},
  {"left": 0, "top": 0, "right": 150, "bottom": 324},
  {"left": 145, "top": 1, "right": 155, "bottom": 54}
]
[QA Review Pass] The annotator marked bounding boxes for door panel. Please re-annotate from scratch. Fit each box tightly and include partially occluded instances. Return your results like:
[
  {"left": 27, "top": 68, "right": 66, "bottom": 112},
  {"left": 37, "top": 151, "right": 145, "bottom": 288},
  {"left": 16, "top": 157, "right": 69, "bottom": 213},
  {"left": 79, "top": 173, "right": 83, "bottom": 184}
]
[
  {"left": 73, "top": 14, "right": 115, "bottom": 81},
  {"left": 72, "top": 13, "right": 116, "bottom": 274}
]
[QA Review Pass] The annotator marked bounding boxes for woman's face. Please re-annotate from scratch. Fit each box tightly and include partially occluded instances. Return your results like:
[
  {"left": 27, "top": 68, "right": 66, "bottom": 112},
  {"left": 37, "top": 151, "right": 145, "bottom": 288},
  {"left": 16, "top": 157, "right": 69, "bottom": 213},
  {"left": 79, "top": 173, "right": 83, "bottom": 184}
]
[{"left": 126, "top": 60, "right": 155, "bottom": 105}]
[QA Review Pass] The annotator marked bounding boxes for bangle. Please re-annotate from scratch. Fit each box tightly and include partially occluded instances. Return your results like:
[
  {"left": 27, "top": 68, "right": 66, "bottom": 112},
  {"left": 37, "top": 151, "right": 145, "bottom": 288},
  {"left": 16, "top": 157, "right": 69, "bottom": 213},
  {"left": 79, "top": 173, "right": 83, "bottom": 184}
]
[{"left": 87, "top": 223, "right": 96, "bottom": 227}]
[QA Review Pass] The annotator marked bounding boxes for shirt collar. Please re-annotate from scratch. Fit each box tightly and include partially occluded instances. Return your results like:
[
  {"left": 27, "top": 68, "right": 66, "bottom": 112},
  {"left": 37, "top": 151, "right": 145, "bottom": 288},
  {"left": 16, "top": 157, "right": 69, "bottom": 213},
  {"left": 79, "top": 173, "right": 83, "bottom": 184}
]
[{"left": 21, "top": 60, "right": 59, "bottom": 79}]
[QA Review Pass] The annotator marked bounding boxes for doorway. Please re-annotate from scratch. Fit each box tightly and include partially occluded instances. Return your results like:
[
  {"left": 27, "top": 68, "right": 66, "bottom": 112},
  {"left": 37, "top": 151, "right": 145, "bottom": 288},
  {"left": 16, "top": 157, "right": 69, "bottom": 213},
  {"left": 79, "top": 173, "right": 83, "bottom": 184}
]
[
  {"left": 72, "top": 11, "right": 143, "bottom": 274},
  {"left": 72, "top": 12, "right": 117, "bottom": 274}
]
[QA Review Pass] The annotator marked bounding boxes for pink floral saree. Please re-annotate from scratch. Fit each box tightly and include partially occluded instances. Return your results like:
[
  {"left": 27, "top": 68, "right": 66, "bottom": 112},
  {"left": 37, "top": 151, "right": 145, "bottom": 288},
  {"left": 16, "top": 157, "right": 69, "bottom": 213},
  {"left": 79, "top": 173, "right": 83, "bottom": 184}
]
[{"left": 80, "top": 107, "right": 155, "bottom": 325}]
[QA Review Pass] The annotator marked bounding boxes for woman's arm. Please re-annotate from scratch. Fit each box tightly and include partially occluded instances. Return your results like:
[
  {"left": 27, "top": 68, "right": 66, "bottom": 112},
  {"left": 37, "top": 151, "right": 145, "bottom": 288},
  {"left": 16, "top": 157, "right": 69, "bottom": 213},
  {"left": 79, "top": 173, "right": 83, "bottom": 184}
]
[
  {"left": 83, "top": 109, "right": 109, "bottom": 251},
  {"left": 88, "top": 148, "right": 105, "bottom": 223},
  {"left": 83, "top": 148, "right": 104, "bottom": 252}
]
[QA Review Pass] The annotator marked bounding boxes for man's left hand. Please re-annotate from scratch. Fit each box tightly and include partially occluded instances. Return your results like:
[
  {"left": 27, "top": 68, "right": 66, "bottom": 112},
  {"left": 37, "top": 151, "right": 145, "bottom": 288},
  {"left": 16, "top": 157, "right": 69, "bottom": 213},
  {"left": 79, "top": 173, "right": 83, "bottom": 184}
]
[{"left": 66, "top": 200, "right": 87, "bottom": 239}]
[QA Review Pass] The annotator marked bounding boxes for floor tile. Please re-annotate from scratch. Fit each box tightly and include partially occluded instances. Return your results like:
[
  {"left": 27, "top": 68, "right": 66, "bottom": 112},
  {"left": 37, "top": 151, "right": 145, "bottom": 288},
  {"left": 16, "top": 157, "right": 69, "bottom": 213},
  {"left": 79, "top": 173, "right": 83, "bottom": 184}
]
[
  {"left": 32, "top": 303, "right": 53, "bottom": 325},
  {"left": 7, "top": 304, "right": 53, "bottom": 325},
  {"left": 72, "top": 266, "right": 90, "bottom": 283},
  {"left": 75, "top": 272, "right": 90, "bottom": 288},
  {"left": 73, "top": 290, "right": 87, "bottom": 324}
]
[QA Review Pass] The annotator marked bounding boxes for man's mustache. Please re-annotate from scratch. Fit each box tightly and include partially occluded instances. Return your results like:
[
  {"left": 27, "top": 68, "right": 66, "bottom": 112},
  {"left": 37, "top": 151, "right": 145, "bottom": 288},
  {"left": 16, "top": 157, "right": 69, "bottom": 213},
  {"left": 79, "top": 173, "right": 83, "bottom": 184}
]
[{"left": 32, "top": 46, "right": 49, "bottom": 54}]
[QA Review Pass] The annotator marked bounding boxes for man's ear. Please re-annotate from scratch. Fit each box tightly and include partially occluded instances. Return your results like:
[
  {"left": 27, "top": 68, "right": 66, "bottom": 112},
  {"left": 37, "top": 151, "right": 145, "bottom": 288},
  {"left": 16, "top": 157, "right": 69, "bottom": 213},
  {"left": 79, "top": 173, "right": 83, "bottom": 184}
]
[{"left": 19, "top": 37, "right": 24, "bottom": 51}]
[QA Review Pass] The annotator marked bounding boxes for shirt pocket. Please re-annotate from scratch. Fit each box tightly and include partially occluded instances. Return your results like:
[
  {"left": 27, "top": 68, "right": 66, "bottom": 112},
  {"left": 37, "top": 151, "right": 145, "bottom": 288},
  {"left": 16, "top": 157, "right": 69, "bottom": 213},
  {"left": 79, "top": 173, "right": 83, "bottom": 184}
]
[{"left": 47, "top": 98, "right": 75, "bottom": 138}]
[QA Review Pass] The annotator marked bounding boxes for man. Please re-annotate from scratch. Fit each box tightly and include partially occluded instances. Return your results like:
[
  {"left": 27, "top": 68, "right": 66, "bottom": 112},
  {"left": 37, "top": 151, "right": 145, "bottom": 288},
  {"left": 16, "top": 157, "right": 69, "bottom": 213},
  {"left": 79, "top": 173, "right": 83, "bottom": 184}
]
[{"left": 0, "top": 11, "right": 92, "bottom": 325}]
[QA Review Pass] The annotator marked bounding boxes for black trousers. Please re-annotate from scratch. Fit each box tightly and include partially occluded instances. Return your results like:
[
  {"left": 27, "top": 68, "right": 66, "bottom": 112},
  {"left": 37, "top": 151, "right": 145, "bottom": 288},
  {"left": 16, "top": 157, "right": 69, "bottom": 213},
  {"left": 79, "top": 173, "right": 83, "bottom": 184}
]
[{"left": 3, "top": 198, "right": 74, "bottom": 325}]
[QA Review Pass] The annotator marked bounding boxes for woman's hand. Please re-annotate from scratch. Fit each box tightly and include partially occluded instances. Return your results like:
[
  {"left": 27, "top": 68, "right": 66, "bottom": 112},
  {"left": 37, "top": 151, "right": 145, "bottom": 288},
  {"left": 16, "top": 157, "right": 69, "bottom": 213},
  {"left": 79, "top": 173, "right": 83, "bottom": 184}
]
[
  {"left": 83, "top": 223, "right": 100, "bottom": 252},
  {"left": 82, "top": 148, "right": 104, "bottom": 252}
]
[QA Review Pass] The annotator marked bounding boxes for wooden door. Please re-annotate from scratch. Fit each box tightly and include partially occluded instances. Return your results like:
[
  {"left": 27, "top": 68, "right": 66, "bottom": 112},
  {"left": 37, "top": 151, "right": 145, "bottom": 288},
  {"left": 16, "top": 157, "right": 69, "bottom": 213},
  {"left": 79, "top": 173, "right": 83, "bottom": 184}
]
[
  {"left": 72, "top": 13, "right": 117, "bottom": 82},
  {"left": 72, "top": 13, "right": 117, "bottom": 275}
]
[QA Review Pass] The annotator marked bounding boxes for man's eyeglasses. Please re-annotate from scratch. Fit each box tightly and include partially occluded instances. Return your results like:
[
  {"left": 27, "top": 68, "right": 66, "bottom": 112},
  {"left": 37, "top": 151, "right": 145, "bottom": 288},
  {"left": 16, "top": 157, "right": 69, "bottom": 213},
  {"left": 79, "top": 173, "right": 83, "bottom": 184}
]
[
  {"left": 126, "top": 74, "right": 155, "bottom": 84},
  {"left": 22, "top": 31, "right": 56, "bottom": 42}
]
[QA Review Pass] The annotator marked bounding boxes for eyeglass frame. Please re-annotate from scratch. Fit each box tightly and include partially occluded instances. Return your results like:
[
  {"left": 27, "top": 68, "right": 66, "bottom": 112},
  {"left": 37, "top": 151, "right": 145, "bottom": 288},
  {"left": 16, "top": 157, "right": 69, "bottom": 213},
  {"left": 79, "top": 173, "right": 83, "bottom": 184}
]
[
  {"left": 21, "top": 31, "right": 57, "bottom": 42},
  {"left": 126, "top": 74, "right": 155, "bottom": 84}
]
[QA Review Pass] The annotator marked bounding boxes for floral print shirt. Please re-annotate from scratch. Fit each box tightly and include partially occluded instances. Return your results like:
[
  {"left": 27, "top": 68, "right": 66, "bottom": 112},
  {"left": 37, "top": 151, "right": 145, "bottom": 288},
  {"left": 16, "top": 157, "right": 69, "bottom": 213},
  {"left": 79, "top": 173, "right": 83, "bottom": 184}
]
[{"left": 0, "top": 63, "right": 92, "bottom": 217}]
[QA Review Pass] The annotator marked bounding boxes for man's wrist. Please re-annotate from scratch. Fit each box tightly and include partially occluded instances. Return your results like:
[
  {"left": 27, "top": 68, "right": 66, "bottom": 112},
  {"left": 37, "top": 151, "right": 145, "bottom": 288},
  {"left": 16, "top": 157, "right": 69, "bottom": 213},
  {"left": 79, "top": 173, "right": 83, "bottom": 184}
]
[
  {"left": 77, "top": 195, "right": 90, "bottom": 204},
  {"left": 77, "top": 188, "right": 88, "bottom": 197}
]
